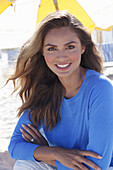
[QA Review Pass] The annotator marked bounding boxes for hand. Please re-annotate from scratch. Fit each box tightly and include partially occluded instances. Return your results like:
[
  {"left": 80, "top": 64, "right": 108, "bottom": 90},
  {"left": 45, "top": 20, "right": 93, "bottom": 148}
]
[
  {"left": 20, "top": 124, "right": 56, "bottom": 167},
  {"left": 20, "top": 124, "right": 49, "bottom": 146},
  {"left": 54, "top": 147, "right": 102, "bottom": 170}
]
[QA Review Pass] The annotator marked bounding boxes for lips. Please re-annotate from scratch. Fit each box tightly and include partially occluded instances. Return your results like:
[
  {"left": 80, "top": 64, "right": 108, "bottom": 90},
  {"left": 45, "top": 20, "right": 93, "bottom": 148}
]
[{"left": 55, "top": 63, "right": 71, "bottom": 70}]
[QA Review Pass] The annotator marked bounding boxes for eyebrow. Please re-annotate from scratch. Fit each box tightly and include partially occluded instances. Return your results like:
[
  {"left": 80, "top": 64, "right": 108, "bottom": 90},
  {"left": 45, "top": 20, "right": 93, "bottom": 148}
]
[
  {"left": 64, "top": 41, "right": 78, "bottom": 46},
  {"left": 45, "top": 41, "right": 78, "bottom": 47}
]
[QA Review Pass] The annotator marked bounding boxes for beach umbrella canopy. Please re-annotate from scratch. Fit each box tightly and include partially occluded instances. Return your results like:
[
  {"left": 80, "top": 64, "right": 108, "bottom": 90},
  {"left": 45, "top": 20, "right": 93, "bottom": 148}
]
[
  {"left": 0, "top": 0, "right": 13, "bottom": 14},
  {"left": 0, "top": 0, "right": 113, "bottom": 32},
  {"left": 37, "top": 0, "right": 94, "bottom": 32},
  {"left": 78, "top": 0, "right": 113, "bottom": 31},
  {"left": 0, "top": 0, "right": 94, "bottom": 33},
  {"left": 37, "top": 0, "right": 113, "bottom": 32}
]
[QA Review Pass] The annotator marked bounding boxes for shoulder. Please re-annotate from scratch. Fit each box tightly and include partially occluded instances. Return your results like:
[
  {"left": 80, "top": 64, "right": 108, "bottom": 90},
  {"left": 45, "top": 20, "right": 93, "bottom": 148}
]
[
  {"left": 20, "top": 110, "right": 30, "bottom": 119},
  {"left": 17, "top": 109, "right": 31, "bottom": 125},
  {"left": 85, "top": 69, "right": 113, "bottom": 91},
  {"left": 83, "top": 69, "right": 113, "bottom": 105},
  {"left": 85, "top": 70, "right": 113, "bottom": 108}
]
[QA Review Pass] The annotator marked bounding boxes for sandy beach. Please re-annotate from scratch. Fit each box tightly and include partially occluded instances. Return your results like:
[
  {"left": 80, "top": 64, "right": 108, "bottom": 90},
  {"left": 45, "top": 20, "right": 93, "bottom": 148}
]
[
  {"left": 0, "top": 60, "right": 21, "bottom": 170},
  {"left": 0, "top": 59, "right": 113, "bottom": 170}
]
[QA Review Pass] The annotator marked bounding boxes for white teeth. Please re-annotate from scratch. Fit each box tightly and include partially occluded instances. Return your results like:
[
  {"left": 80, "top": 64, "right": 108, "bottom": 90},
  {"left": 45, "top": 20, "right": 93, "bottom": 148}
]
[{"left": 57, "top": 64, "right": 70, "bottom": 68}]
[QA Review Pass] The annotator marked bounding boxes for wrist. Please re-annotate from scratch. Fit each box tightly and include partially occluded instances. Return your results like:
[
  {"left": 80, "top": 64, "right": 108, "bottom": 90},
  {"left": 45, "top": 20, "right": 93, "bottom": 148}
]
[
  {"left": 50, "top": 146, "right": 61, "bottom": 161},
  {"left": 33, "top": 146, "right": 58, "bottom": 161}
]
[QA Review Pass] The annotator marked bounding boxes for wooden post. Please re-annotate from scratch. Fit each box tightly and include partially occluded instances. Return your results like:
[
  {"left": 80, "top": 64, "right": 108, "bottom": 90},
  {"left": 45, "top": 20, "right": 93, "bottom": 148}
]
[{"left": 97, "top": 30, "right": 102, "bottom": 53}]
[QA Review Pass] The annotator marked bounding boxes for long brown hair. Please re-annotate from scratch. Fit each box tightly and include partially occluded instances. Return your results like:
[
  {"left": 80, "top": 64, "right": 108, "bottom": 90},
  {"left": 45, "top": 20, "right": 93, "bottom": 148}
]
[{"left": 7, "top": 10, "right": 103, "bottom": 130}]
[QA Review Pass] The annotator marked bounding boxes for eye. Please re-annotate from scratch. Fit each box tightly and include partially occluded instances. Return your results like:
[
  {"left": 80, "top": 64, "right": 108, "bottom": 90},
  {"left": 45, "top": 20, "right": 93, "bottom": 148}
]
[
  {"left": 66, "top": 45, "right": 75, "bottom": 50},
  {"left": 47, "top": 47, "right": 56, "bottom": 51}
]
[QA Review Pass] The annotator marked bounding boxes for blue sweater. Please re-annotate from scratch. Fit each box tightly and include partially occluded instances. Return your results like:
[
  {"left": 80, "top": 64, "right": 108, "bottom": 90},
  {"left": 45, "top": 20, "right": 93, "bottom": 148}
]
[{"left": 8, "top": 69, "right": 113, "bottom": 170}]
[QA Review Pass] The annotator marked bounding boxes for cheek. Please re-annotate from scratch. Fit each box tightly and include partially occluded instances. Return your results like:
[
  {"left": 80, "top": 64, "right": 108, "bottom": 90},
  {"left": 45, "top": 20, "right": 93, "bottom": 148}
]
[
  {"left": 44, "top": 54, "right": 54, "bottom": 65},
  {"left": 69, "top": 49, "right": 82, "bottom": 61}
]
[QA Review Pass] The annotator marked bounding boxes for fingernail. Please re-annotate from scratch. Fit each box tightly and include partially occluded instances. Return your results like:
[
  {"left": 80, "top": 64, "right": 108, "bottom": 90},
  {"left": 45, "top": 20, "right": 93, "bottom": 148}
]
[
  {"left": 97, "top": 168, "right": 101, "bottom": 170},
  {"left": 98, "top": 155, "right": 102, "bottom": 159},
  {"left": 22, "top": 124, "right": 25, "bottom": 127},
  {"left": 20, "top": 128, "right": 23, "bottom": 132}
]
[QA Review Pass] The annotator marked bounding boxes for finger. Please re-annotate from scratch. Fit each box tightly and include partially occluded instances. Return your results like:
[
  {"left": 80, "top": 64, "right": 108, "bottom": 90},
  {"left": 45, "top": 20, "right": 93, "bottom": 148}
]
[
  {"left": 21, "top": 128, "right": 43, "bottom": 144},
  {"left": 28, "top": 124, "right": 44, "bottom": 138},
  {"left": 21, "top": 124, "right": 38, "bottom": 140},
  {"left": 76, "top": 162, "right": 89, "bottom": 170},
  {"left": 20, "top": 128, "right": 32, "bottom": 140},
  {"left": 22, "top": 124, "right": 48, "bottom": 146},
  {"left": 73, "top": 166, "right": 81, "bottom": 170},
  {"left": 73, "top": 160, "right": 89, "bottom": 170},
  {"left": 80, "top": 157, "right": 101, "bottom": 170},
  {"left": 22, "top": 134, "right": 29, "bottom": 142},
  {"left": 79, "top": 150, "right": 102, "bottom": 159},
  {"left": 28, "top": 124, "right": 48, "bottom": 145}
]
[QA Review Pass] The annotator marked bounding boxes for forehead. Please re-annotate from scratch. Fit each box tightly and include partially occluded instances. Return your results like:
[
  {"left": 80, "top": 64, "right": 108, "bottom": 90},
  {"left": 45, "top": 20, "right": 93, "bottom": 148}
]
[{"left": 44, "top": 27, "right": 79, "bottom": 43}]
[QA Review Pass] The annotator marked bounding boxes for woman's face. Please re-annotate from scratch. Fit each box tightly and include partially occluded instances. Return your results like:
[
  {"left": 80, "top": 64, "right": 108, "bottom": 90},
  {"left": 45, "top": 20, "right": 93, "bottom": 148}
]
[{"left": 43, "top": 27, "right": 85, "bottom": 78}]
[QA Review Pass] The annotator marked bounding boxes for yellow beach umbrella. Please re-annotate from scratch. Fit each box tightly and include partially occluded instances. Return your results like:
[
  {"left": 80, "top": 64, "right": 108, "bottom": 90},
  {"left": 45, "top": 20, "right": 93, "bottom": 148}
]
[
  {"left": 0, "top": 0, "right": 95, "bottom": 33},
  {"left": 37, "top": 0, "right": 95, "bottom": 33},
  {"left": 0, "top": 0, "right": 113, "bottom": 33},
  {"left": 0, "top": 0, "right": 13, "bottom": 14}
]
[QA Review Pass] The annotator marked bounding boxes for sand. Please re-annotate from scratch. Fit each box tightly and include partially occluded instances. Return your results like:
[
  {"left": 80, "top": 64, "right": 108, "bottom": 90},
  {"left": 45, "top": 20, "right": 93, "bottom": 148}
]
[
  {"left": 0, "top": 151, "right": 16, "bottom": 170},
  {"left": 0, "top": 60, "right": 113, "bottom": 170},
  {"left": 0, "top": 61, "right": 21, "bottom": 170}
]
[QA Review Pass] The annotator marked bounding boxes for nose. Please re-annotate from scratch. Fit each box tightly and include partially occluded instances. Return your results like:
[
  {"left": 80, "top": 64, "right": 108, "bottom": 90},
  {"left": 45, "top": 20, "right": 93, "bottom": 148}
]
[{"left": 57, "top": 50, "right": 67, "bottom": 59}]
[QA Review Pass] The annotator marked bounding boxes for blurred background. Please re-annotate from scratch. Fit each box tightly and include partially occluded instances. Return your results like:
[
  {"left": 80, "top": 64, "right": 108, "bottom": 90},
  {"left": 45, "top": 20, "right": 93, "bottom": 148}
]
[{"left": 0, "top": 0, "right": 113, "bottom": 152}]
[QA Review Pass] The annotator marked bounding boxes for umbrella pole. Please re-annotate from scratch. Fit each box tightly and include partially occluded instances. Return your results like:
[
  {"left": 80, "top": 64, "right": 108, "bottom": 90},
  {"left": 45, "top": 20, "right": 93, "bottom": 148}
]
[
  {"left": 99, "top": 31, "right": 102, "bottom": 52},
  {"left": 97, "top": 31, "right": 102, "bottom": 53},
  {"left": 53, "top": 0, "right": 59, "bottom": 10}
]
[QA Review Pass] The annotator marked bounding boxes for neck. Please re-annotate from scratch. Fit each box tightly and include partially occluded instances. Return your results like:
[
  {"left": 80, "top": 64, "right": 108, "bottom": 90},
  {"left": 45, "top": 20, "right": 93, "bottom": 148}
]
[{"left": 59, "top": 67, "right": 85, "bottom": 99}]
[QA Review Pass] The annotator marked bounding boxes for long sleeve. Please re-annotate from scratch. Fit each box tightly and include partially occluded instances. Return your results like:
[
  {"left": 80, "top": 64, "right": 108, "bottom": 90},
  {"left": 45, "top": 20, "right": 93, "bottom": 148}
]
[
  {"left": 8, "top": 110, "right": 40, "bottom": 161},
  {"left": 54, "top": 74, "right": 113, "bottom": 170},
  {"left": 8, "top": 70, "right": 113, "bottom": 170},
  {"left": 86, "top": 78, "right": 113, "bottom": 169}
]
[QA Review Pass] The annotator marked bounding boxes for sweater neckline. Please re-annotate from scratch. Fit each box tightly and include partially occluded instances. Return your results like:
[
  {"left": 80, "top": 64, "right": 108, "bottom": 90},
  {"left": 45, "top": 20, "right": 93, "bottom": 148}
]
[{"left": 64, "top": 69, "right": 89, "bottom": 102}]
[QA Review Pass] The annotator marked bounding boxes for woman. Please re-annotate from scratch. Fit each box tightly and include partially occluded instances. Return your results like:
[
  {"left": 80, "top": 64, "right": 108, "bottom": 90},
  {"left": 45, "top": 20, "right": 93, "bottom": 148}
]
[{"left": 8, "top": 11, "right": 113, "bottom": 170}]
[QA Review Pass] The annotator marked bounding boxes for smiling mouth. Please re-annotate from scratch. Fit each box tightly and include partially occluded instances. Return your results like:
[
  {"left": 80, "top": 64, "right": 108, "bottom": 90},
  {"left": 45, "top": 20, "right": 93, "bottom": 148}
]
[
  {"left": 56, "top": 63, "right": 71, "bottom": 68},
  {"left": 55, "top": 63, "right": 71, "bottom": 70}
]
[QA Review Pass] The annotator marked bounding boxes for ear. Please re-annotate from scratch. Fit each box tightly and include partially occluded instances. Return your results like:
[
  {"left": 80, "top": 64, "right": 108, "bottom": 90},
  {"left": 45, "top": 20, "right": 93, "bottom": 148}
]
[{"left": 81, "top": 46, "right": 86, "bottom": 54}]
